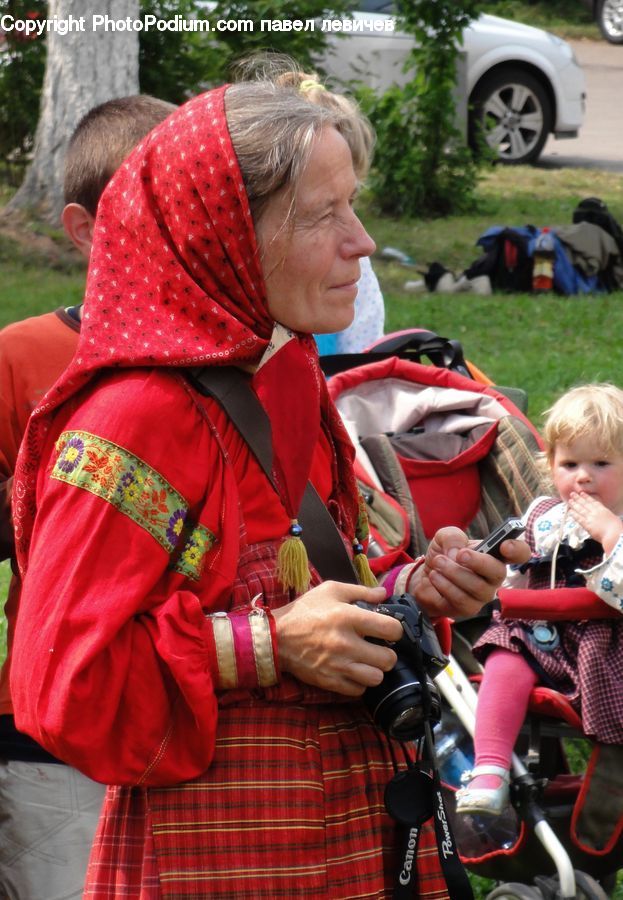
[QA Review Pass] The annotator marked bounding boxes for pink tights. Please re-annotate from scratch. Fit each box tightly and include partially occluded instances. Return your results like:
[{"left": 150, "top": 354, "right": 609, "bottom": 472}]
[{"left": 471, "top": 649, "right": 538, "bottom": 788}]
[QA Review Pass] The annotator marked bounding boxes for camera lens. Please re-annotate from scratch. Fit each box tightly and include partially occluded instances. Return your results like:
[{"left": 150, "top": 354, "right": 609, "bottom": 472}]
[
  {"left": 359, "top": 593, "right": 447, "bottom": 741},
  {"left": 389, "top": 704, "right": 427, "bottom": 742},
  {"left": 364, "top": 661, "right": 441, "bottom": 741}
]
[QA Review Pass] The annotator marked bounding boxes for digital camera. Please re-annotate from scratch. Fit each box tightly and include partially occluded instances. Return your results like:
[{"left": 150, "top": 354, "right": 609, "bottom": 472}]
[{"left": 358, "top": 593, "right": 448, "bottom": 742}]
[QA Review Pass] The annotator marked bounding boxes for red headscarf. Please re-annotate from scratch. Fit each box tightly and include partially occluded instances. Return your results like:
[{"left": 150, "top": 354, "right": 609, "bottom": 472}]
[{"left": 13, "top": 85, "right": 359, "bottom": 572}]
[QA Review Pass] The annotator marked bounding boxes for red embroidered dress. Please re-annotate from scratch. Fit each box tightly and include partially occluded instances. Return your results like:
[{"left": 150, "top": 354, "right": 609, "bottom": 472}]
[{"left": 10, "top": 87, "right": 448, "bottom": 898}]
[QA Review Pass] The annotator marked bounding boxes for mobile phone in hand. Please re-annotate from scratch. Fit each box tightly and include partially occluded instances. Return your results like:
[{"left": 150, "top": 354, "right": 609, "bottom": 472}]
[{"left": 474, "top": 517, "right": 525, "bottom": 560}]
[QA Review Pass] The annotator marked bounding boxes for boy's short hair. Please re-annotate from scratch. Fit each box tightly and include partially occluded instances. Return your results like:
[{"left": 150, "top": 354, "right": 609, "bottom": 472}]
[
  {"left": 543, "top": 382, "right": 623, "bottom": 461},
  {"left": 63, "top": 95, "right": 176, "bottom": 216}
]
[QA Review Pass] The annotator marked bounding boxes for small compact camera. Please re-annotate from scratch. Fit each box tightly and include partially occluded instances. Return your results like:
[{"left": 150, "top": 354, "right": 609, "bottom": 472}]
[
  {"left": 357, "top": 593, "right": 448, "bottom": 742},
  {"left": 474, "top": 517, "right": 525, "bottom": 560}
]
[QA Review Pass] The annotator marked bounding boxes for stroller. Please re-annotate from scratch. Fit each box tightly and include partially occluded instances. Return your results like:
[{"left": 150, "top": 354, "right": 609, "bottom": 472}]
[{"left": 322, "top": 331, "right": 623, "bottom": 900}]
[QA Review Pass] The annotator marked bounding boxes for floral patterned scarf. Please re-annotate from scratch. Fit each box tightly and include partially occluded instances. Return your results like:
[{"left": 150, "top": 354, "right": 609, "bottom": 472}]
[{"left": 13, "top": 85, "right": 358, "bottom": 571}]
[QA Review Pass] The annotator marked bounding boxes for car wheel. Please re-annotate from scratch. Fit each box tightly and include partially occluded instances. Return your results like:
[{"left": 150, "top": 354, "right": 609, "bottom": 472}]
[
  {"left": 469, "top": 67, "right": 553, "bottom": 165},
  {"left": 596, "top": 0, "right": 623, "bottom": 43}
]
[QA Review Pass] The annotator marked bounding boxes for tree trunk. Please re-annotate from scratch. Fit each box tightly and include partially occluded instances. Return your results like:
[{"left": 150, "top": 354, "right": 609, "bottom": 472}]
[{"left": 7, "top": 0, "right": 139, "bottom": 223}]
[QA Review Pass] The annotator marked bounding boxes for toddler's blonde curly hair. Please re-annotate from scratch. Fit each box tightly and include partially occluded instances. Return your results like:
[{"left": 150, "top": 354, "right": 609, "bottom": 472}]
[{"left": 542, "top": 382, "right": 623, "bottom": 465}]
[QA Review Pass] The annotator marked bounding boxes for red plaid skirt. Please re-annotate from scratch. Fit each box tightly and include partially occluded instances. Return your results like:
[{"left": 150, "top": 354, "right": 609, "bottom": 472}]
[{"left": 85, "top": 702, "right": 449, "bottom": 898}]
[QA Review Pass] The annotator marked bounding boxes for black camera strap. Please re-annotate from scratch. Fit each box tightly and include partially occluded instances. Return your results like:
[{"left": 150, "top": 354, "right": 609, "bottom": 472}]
[
  {"left": 384, "top": 762, "right": 434, "bottom": 898},
  {"left": 188, "top": 365, "right": 473, "bottom": 899},
  {"left": 427, "top": 722, "right": 474, "bottom": 900},
  {"left": 385, "top": 690, "right": 474, "bottom": 899}
]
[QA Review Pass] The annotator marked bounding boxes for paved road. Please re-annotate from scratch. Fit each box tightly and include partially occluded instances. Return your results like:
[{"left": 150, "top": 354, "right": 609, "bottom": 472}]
[{"left": 540, "top": 39, "right": 623, "bottom": 172}]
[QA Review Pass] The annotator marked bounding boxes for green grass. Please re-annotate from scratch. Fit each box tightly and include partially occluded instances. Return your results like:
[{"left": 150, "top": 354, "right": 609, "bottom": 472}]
[
  {"left": 0, "top": 562, "right": 8, "bottom": 658},
  {"left": 0, "top": 230, "right": 85, "bottom": 328},
  {"left": 0, "top": 263, "right": 85, "bottom": 329}
]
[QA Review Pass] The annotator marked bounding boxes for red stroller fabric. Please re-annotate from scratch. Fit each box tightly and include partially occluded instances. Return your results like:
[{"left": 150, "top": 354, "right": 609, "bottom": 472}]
[{"left": 328, "top": 356, "right": 542, "bottom": 542}]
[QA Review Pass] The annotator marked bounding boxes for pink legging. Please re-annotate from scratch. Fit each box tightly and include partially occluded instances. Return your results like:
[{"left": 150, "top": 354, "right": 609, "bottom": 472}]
[{"left": 473, "top": 648, "right": 538, "bottom": 773}]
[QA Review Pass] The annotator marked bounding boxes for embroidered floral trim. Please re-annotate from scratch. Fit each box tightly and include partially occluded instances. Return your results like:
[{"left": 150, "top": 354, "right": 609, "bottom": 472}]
[
  {"left": 52, "top": 430, "right": 189, "bottom": 554},
  {"left": 584, "top": 532, "right": 623, "bottom": 612},
  {"left": 171, "top": 523, "right": 216, "bottom": 581},
  {"left": 536, "top": 501, "right": 597, "bottom": 553}
]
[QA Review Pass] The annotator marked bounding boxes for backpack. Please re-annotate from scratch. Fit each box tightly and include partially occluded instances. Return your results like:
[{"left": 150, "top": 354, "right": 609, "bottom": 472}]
[
  {"left": 466, "top": 226, "right": 536, "bottom": 292},
  {"left": 573, "top": 197, "right": 623, "bottom": 258},
  {"left": 470, "top": 224, "right": 602, "bottom": 296}
]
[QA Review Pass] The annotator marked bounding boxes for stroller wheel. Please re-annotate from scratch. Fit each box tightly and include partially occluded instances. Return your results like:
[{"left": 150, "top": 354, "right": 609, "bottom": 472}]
[
  {"left": 486, "top": 884, "right": 543, "bottom": 900},
  {"left": 533, "top": 870, "right": 610, "bottom": 900},
  {"left": 569, "top": 871, "right": 609, "bottom": 900}
]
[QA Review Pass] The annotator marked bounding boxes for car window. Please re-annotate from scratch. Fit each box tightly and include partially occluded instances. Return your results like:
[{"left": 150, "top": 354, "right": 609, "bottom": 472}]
[{"left": 355, "top": 1, "right": 396, "bottom": 12}]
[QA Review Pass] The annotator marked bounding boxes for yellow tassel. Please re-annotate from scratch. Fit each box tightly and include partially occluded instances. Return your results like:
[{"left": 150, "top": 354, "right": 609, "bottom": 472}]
[
  {"left": 353, "top": 545, "right": 378, "bottom": 587},
  {"left": 277, "top": 521, "right": 311, "bottom": 594}
]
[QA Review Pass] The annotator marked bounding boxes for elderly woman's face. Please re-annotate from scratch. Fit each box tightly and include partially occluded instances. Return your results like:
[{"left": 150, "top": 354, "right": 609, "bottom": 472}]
[{"left": 257, "top": 126, "right": 376, "bottom": 335}]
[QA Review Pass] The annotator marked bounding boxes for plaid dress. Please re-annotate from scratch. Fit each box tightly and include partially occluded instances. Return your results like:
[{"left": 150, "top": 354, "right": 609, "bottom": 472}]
[
  {"left": 474, "top": 497, "right": 623, "bottom": 743},
  {"left": 85, "top": 541, "right": 450, "bottom": 899}
]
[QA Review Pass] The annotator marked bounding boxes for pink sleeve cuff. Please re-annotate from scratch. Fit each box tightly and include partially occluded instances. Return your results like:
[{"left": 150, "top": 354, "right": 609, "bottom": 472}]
[
  {"left": 380, "top": 557, "right": 425, "bottom": 596},
  {"left": 205, "top": 600, "right": 279, "bottom": 690}
]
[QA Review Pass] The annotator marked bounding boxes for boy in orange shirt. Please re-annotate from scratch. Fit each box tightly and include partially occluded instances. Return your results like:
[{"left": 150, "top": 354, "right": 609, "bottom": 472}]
[{"left": 0, "top": 93, "right": 174, "bottom": 900}]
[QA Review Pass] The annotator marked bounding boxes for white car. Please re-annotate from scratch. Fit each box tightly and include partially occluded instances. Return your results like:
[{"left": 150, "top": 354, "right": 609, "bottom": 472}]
[
  {"left": 579, "top": 0, "right": 623, "bottom": 44},
  {"left": 321, "top": 3, "right": 586, "bottom": 165}
]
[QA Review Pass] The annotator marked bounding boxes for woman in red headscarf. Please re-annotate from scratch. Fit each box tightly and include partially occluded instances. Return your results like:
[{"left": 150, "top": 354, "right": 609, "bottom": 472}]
[{"left": 10, "top": 82, "right": 525, "bottom": 898}]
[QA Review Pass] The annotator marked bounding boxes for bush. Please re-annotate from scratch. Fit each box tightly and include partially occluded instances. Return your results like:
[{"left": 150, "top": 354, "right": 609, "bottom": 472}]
[
  {"left": 139, "top": 0, "right": 217, "bottom": 102},
  {"left": 358, "top": 84, "right": 479, "bottom": 219},
  {"left": 0, "top": 0, "right": 47, "bottom": 183},
  {"left": 358, "top": 0, "right": 483, "bottom": 218},
  {"left": 201, "top": 1, "right": 350, "bottom": 81}
]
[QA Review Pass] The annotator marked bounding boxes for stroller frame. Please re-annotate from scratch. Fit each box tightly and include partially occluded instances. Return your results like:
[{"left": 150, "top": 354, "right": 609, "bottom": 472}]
[
  {"left": 436, "top": 619, "right": 621, "bottom": 899},
  {"left": 436, "top": 658, "right": 583, "bottom": 899}
]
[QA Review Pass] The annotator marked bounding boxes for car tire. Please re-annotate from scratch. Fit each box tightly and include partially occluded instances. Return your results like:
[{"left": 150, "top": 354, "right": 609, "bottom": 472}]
[
  {"left": 469, "top": 67, "right": 553, "bottom": 165},
  {"left": 596, "top": 0, "right": 623, "bottom": 44}
]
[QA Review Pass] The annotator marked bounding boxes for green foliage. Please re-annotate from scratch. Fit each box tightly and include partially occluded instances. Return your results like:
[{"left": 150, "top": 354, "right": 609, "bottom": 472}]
[
  {"left": 0, "top": 0, "right": 47, "bottom": 183},
  {"left": 359, "top": 84, "right": 479, "bottom": 218},
  {"left": 139, "top": 0, "right": 218, "bottom": 101},
  {"left": 359, "top": 1, "right": 483, "bottom": 218},
  {"left": 203, "top": 1, "right": 351, "bottom": 78},
  {"left": 482, "top": 0, "right": 592, "bottom": 28}
]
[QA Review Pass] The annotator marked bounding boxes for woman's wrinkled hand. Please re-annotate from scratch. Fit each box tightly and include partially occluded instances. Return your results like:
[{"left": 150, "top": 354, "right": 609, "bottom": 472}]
[
  {"left": 272, "top": 581, "right": 403, "bottom": 696},
  {"left": 413, "top": 526, "right": 531, "bottom": 620}
]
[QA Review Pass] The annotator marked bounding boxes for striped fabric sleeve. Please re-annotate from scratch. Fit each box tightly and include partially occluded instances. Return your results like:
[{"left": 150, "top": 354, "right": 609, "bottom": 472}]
[{"left": 205, "top": 599, "right": 279, "bottom": 690}]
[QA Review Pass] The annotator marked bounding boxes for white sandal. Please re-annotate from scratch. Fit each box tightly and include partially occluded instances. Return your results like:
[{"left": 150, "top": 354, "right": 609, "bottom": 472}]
[{"left": 455, "top": 765, "right": 510, "bottom": 816}]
